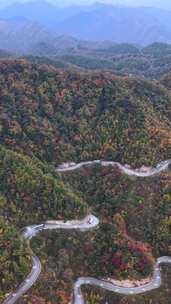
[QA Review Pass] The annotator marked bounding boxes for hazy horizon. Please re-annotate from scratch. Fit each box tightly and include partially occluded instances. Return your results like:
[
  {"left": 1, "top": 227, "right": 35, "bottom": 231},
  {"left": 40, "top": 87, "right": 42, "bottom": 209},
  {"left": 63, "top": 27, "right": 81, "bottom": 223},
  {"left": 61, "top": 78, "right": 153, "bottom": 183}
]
[{"left": 0, "top": 0, "right": 171, "bottom": 10}]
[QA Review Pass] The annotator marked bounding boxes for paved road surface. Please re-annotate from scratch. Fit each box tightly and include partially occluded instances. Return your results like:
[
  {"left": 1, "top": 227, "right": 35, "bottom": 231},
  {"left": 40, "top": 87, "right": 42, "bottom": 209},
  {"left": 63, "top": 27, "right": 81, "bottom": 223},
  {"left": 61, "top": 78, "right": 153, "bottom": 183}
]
[
  {"left": 56, "top": 159, "right": 171, "bottom": 177},
  {"left": 73, "top": 256, "right": 171, "bottom": 304},
  {"left": 3, "top": 215, "right": 99, "bottom": 304},
  {"left": 3, "top": 255, "right": 41, "bottom": 304},
  {"left": 3, "top": 160, "right": 171, "bottom": 304},
  {"left": 57, "top": 160, "right": 171, "bottom": 303}
]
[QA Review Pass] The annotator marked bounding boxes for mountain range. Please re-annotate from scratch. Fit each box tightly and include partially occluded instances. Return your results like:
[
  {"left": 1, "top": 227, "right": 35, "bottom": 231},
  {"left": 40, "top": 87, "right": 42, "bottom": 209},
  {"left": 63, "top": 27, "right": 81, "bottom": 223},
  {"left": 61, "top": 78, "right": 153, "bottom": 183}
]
[
  {"left": 56, "top": 5, "right": 171, "bottom": 44},
  {"left": 1, "top": 1, "right": 171, "bottom": 48}
]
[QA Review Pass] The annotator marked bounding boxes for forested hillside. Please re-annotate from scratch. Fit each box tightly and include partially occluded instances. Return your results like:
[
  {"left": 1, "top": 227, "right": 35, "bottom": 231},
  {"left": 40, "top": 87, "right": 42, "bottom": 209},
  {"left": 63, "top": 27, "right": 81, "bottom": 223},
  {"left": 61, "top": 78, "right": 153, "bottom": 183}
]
[
  {"left": 0, "top": 217, "right": 31, "bottom": 302},
  {"left": 20, "top": 42, "right": 171, "bottom": 79},
  {"left": 0, "top": 144, "right": 87, "bottom": 302},
  {"left": 2, "top": 40, "right": 171, "bottom": 79},
  {"left": 1, "top": 60, "right": 171, "bottom": 166},
  {"left": 0, "top": 59, "right": 171, "bottom": 303}
]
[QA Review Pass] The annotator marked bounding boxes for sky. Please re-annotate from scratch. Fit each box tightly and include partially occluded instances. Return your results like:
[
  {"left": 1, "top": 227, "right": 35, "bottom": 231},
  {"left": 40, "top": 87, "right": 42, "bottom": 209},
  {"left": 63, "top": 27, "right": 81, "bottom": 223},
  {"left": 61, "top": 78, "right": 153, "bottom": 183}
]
[{"left": 0, "top": 0, "right": 170, "bottom": 10}]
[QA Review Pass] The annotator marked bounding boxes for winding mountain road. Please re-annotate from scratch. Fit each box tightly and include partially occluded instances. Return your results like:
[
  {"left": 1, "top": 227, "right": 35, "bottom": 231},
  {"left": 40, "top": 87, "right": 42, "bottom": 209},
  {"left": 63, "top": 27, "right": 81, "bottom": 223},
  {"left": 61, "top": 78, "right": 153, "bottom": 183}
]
[
  {"left": 3, "top": 215, "right": 99, "bottom": 304},
  {"left": 56, "top": 159, "right": 171, "bottom": 177},
  {"left": 3, "top": 255, "right": 41, "bottom": 304},
  {"left": 3, "top": 160, "right": 171, "bottom": 304},
  {"left": 73, "top": 256, "right": 171, "bottom": 304}
]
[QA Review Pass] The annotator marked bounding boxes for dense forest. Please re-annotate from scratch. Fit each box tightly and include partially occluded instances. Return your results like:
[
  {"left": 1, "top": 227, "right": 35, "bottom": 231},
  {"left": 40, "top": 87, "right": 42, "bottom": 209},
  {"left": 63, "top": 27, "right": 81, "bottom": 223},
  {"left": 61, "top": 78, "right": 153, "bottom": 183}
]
[
  {"left": 0, "top": 59, "right": 171, "bottom": 303},
  {"left": 0, "top": 217, "right": 31, "bottom": 302},
  {"left": 1, "top": 60, "right": 171, "bottom": 166},
  {"left": 3, "top": 42, "right": 171, "bottom": 79},
  {"left": 25, "top": 42, "right": 171, "bottom": 79}
]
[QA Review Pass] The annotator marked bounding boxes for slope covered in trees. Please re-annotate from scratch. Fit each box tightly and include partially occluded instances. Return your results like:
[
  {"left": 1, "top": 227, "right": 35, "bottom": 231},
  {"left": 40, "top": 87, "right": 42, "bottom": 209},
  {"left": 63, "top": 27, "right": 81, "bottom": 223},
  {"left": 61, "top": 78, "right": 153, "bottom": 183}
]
[
  {"left": 26, "top": 42, "right": 171, "bottom": 79},
  {"left": 58, "top": 164, "right": 171, "bottom": 304},
  {"left": 0, "top": 60, "right": 171, "bottom": 303},
  {"left": 0, "top": 60, "right": 171, "bottom": 167},
  {"left": 0, "top": 145, "right": 87, "bottom": 226},
  {"left": 0, "top": 144, "right": 87, "bottom": 301},
  {"left": 160, "top": 70, "right": 171, "bottom": 90},
  {"left": 2, "top": 41, "right": 171, "bottom": 79},
  {"left": 0, "top": 216, "right": 31, "bottom": 302}
]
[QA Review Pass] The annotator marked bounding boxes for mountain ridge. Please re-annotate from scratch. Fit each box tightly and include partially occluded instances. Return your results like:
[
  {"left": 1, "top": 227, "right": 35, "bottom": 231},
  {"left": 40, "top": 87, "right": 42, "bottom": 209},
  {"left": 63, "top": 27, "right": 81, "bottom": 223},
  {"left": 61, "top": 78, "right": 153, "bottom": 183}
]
[{"left": 1, "top": 2, "right": 171, "bottom": 45}]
